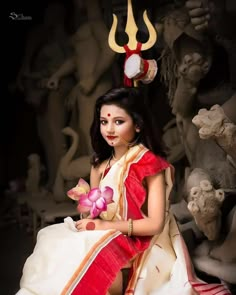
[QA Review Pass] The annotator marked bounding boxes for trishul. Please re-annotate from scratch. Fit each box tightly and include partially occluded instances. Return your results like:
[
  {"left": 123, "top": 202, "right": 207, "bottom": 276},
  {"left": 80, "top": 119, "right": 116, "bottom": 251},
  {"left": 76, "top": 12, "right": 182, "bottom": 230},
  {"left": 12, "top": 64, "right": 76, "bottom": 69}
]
[{"left": 108, "top": 0, "right": 157, "bottom": 53}]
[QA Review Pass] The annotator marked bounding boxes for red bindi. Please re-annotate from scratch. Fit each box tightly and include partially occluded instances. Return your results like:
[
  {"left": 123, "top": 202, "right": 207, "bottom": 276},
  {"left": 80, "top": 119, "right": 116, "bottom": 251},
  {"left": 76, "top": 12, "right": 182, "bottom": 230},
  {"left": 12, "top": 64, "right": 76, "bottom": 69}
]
[{"left": 107, "top": 113, "right": 111, "bottom": 116}]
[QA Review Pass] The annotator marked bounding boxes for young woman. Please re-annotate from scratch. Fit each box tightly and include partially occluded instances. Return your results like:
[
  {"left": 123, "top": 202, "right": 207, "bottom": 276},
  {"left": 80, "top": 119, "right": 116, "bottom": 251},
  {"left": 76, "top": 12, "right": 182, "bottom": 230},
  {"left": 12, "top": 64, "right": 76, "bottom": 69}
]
[{"left": 17, "top": 87, "right": 231, "bottom": 295}]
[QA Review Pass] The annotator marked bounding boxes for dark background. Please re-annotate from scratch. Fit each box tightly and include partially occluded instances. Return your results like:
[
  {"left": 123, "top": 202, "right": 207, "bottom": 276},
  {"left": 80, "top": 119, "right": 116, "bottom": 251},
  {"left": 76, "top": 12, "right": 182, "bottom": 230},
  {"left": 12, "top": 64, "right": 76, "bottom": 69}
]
[{"left": 2, "top": 1, "right": 235, "bottom": 294}]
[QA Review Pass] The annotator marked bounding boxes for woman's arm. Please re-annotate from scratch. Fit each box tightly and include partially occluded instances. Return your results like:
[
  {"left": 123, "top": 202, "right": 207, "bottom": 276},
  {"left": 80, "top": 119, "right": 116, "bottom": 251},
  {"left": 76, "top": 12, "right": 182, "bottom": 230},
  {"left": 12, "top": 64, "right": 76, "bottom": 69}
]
[
  {"left": 76, "top": 171, "right": 167, "bottom": 236},
  {"left": 104, "top": 171, "right": 166, "bottom": 236},
  {"left": 90, "top": 165, "right": 102, "bottom": 188}
]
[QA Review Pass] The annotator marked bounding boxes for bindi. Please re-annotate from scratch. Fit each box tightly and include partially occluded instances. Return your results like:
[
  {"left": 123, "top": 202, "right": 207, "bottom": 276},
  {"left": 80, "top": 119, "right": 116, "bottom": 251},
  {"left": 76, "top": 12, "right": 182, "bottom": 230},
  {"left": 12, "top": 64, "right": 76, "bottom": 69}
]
[{"left": 107, "top": 113, "right": 111, "bottom": 117}]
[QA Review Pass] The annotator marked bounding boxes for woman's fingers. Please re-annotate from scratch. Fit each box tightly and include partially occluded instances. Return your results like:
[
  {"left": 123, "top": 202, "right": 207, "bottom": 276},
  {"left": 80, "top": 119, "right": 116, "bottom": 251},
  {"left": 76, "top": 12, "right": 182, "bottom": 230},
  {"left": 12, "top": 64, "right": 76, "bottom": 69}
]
[
  {"left": 75, "top": 219, "right": 96, "bottom": 231},
  {"left": 75, "top": 221, "right": 83, "bottom": 231}
]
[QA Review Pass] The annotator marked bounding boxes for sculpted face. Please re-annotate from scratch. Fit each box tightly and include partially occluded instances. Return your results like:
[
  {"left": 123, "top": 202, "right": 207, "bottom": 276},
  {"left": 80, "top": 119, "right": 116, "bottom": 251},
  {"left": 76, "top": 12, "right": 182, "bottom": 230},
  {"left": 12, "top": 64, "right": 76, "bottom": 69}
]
[{"left": 100, "top": 104, "right": 137, "bottom": 147}]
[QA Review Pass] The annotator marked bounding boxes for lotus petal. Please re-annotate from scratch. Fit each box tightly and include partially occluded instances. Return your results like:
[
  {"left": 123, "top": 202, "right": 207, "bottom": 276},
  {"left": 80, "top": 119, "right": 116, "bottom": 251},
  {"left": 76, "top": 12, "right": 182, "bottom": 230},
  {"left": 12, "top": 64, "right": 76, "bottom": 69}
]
[
  {"left": 75, "top": 186, "right": 88, "bottom": 195},
  {"left": 90, "top": 203, "right": 100, "bottom": 218},
  {"left": 95, "top": 197, "right": 107, "bottom": 210},
  {"left": 78, "top": 178, "right": 90, "bottom": 193},
  {"left": 67, "top": 189, "right": 87, "bottom": 201},
  {"left": 67, "top": 179, "right": 90, "bottom": 200},
  {"left": 101, "top": 186, "right": 114, "bottom": 203},
  {"left": 67, "top": 189, "right": 79, "bottom": 201},
  {"left": 88, "top": 188, "right": 101, "bottom": 202},
  {"left": 79, "top": 194, "right": 93, "bottom": 207},
  {"left": 77, "top": 203, "right": 90, "bottom": 213}
]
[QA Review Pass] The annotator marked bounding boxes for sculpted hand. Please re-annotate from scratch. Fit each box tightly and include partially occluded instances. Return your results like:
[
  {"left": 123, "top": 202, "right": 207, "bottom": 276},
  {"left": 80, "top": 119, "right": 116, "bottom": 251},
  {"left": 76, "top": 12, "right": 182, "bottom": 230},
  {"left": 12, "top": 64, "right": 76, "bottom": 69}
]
[
  {"left": 47, "top": 76, "right": 60, "bottom": 90},
  {"left": 75, "top": 218, "right": 104, "bottom": 231},
  {"left": 185, "top": 0, "right": 210, "bottom": 31},
  {"left": 192, "top": 104, "right": 236, "bottom": 149},
  {"left": 192, "top": 105, "right": 227, "bottom": 139}
]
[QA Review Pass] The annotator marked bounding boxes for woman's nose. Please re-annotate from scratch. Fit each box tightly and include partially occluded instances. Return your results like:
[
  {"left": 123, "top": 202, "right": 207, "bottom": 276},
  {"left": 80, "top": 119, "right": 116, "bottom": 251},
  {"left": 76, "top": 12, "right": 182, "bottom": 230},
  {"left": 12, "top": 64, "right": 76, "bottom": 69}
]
[{"left": 107, "top": 123, "right": 115, "bottom": 133}]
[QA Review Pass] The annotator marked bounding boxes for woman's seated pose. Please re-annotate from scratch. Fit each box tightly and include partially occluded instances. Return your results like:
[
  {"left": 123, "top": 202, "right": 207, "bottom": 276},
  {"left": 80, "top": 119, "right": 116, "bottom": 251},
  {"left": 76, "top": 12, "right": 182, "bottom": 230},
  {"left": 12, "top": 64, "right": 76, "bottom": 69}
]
[{"left": 16, "top": 87, "right": 231, "bottom": 295}]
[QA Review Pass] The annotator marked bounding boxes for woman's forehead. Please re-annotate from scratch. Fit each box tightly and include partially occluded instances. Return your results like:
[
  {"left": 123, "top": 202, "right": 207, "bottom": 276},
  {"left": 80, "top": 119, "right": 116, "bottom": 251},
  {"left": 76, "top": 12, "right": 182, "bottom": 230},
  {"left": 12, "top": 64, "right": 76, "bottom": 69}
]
[{"left": 100, "top": 104, "right": 129, "bottom": 117}]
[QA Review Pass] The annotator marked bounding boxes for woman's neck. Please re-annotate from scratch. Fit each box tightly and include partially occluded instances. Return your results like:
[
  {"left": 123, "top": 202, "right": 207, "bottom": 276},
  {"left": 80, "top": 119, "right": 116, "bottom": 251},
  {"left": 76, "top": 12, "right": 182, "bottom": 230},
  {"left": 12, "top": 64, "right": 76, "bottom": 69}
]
[{"left": 112, "top": 145, "right": 133, "bottom": 161}]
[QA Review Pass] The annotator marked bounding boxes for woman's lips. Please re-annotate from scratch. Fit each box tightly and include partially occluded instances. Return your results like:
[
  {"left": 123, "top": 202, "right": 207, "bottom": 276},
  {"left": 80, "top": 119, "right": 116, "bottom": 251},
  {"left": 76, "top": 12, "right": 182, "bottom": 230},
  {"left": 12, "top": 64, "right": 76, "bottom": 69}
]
[{"left": 107, "top": 136, "right": 117, "bottom": 140}]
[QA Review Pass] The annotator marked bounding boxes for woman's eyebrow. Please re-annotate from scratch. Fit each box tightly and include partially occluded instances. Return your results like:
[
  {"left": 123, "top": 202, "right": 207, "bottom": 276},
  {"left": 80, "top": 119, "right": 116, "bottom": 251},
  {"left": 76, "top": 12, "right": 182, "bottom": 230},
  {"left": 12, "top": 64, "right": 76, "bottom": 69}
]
[{"left": 100, "top": 116, "right": 125, "bottom": 119}]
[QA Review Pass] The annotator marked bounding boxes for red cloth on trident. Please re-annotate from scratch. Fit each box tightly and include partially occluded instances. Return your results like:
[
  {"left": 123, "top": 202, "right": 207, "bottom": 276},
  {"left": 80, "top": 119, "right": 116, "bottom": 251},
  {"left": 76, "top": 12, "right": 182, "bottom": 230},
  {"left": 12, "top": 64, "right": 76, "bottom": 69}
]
[{"left": 123, "top": 42, "right": 149, "bottom": 87}]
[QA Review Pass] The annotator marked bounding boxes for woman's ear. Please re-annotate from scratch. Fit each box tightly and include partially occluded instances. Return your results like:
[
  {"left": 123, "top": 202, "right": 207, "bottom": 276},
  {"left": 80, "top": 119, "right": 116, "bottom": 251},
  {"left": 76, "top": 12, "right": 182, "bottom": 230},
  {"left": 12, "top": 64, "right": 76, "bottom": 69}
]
[{"left": 135, "top": 126, "right": 140, "bottom": 133}]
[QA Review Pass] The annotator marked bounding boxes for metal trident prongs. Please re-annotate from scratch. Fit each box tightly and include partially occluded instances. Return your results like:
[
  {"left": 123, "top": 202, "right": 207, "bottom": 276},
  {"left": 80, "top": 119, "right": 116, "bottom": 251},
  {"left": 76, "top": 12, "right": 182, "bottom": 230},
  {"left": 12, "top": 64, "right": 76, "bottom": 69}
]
[
  {"left": 109, "top": 0, "right": 157, "bottom": 52},
  {"left": 108, "top": 0, "right": 157, "bottom": 86}
]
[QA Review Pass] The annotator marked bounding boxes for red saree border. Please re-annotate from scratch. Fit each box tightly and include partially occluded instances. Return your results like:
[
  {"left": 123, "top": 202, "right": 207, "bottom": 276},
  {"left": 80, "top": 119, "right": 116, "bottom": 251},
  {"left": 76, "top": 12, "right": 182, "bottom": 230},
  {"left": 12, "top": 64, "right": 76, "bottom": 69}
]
[
  {"left": 70, "top": 234, "right": 139, "bottom": 295},
  {"left": 62, "top": 230, "right": 119, "bottom": 295}
]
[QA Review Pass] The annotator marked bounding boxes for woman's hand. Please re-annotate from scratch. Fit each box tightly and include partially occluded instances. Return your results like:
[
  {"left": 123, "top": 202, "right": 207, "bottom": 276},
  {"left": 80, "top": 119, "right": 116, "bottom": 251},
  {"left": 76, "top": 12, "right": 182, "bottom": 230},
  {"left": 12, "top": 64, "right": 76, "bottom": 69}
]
[{"left": 75, "top": 218, "right": 105, "bottom": 231}]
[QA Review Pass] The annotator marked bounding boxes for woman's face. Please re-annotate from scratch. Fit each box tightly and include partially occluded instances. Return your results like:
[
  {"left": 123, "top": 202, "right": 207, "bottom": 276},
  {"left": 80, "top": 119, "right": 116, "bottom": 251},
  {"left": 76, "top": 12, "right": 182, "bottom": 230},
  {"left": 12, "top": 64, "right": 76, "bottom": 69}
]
[{"left": 100, "top": 104, "right": 137, "bottom": 148}]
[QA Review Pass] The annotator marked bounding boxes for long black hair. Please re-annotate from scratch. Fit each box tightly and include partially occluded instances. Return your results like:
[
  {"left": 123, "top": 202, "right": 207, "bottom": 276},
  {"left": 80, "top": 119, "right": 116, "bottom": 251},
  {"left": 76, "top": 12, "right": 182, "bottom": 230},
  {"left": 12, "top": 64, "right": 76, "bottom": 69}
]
[{"left": 90, "top": 87, "right": 166, "bottom": 166}]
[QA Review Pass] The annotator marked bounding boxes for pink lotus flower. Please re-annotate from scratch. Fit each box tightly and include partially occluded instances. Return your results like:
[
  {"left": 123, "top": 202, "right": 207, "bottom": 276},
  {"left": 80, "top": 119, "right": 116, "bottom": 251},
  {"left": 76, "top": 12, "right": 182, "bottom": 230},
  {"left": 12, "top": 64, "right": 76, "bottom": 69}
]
[
  {"left": 67, "top": 178, "right": 90, "bottom": 201},
  {"left": 67, "top": 178, "right": 114, "bottom": 218}
]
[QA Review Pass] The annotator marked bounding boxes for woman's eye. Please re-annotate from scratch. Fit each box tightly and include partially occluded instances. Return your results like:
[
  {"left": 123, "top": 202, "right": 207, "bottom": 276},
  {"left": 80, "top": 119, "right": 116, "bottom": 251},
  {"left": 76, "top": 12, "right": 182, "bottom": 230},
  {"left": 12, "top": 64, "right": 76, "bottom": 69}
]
[
  {"left": 100, "top": 120, "right": 107, "bottom": 125},
  {"left": 115, "top": 120, "right": 124, "bottom": 125}
]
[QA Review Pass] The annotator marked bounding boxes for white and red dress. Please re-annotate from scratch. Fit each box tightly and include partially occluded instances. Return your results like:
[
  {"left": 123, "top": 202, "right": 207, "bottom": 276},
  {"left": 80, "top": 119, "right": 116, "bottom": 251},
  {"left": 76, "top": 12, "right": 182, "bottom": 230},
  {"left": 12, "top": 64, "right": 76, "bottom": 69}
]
[{"left": 17, "top": 144, "right": 231, "bottom": 295}]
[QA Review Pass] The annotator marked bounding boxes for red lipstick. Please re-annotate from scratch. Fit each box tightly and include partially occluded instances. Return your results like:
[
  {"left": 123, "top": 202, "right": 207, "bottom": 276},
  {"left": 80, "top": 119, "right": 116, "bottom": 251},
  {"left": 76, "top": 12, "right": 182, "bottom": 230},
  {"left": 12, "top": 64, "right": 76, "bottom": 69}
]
[{"left": 107, "top": 136, "right": 117, "bottom": 140}]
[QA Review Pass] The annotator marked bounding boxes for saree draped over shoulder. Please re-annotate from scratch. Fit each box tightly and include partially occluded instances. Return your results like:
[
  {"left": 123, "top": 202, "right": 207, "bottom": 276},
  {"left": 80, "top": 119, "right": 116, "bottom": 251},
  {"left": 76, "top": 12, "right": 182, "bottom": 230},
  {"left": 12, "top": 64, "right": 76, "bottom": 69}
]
[{"left": 16, "top": 144, "right": 231, "bottom": 295}]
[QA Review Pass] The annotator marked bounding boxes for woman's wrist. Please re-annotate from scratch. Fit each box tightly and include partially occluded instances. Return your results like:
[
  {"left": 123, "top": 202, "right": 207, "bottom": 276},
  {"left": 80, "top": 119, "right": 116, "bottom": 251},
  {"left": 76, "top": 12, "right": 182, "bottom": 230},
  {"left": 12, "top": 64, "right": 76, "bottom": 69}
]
[
  {"left": 128, "top": 219, "right": 133, "bottom": 236},
  {"left": 102, "top": 219, "right": 133, "bottom": 236}
]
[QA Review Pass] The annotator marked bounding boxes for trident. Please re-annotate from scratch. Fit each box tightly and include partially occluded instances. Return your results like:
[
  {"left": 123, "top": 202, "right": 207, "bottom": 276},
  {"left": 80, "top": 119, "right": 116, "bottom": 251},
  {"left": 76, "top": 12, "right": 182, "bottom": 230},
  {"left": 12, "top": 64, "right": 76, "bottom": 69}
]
[{"left": 108, "top": 0, "right": 157, "bottom": 86}]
